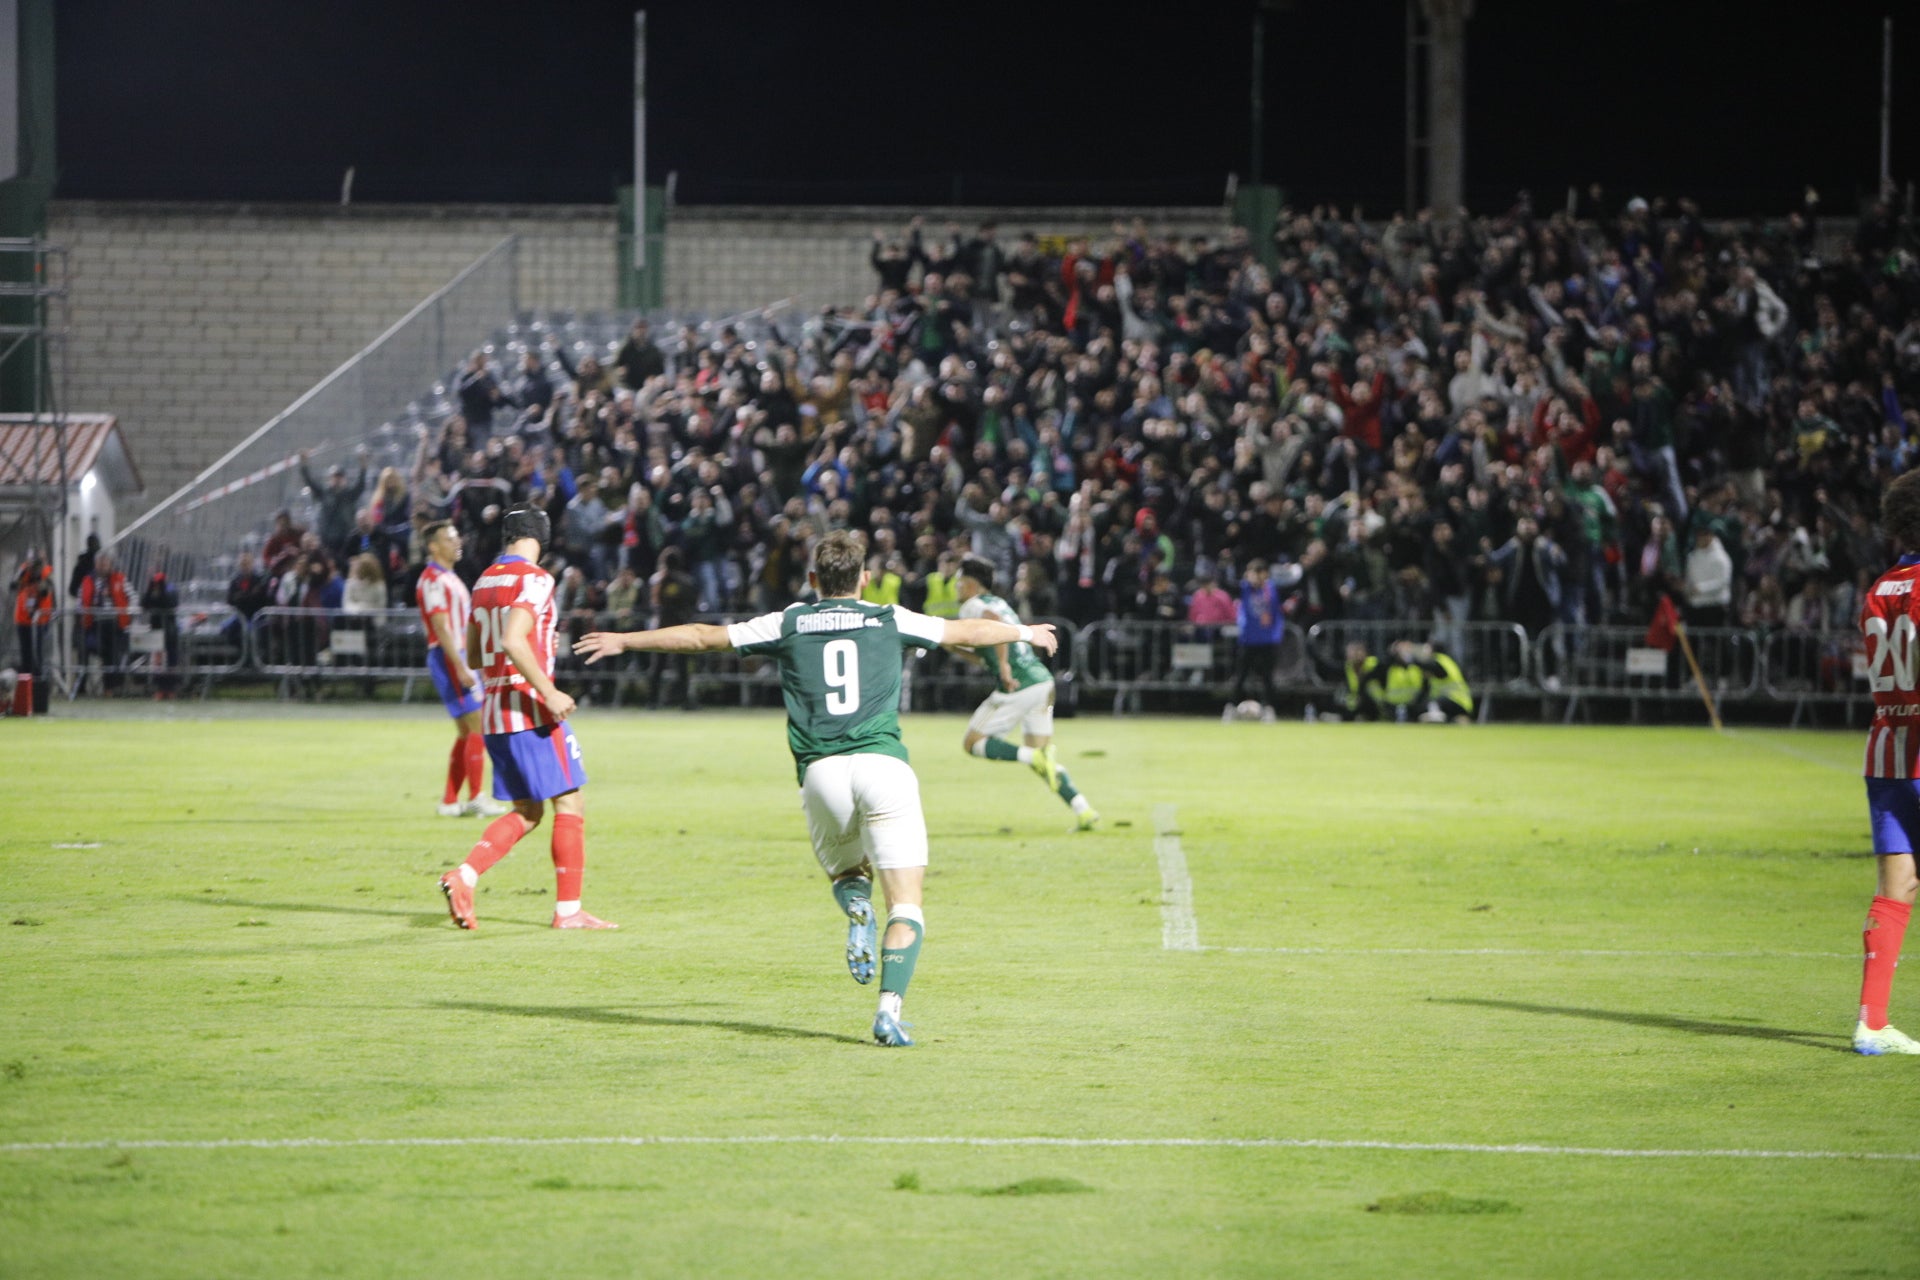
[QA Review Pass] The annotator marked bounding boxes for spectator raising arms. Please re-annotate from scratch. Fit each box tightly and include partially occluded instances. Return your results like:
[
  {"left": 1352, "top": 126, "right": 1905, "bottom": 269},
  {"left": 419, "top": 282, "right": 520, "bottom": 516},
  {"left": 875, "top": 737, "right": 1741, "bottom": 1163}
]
[{"left": 226, "top": 194, "right": 1920, "bottom": 714}]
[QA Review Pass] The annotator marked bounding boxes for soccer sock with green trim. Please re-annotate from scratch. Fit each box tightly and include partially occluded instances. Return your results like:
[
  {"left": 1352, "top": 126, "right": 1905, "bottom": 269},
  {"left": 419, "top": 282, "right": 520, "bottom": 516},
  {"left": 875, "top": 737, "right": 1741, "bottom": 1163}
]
[
  {"left": 879, "top": 904, "right": 924, "bottom": 1012},
  {"left": 972, "top": 738, "right": 1030, "bottom": 764},
  {"left": 832, "top": 874, "right": 872, "bottom": 918},
  {"left": 1055, "top": 768, "right": 1092, "bottom": 815}
]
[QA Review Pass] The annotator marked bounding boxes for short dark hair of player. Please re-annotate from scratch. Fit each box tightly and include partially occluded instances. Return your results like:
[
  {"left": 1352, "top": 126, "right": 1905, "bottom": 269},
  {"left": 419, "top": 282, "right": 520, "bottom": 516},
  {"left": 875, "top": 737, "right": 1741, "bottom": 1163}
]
[
  {"left": 422, "top": 520, "right": 454, "bottom": 548},
  {"left": 959, "top": 555, "right": 995, "bottom": 592},
  {"left": 1884, "top": 471, "right": 1920, "bottom": 554},
  {"left": 502, "top": 506, "right": 550, "bottom": 550},
  {"left": 812, "top": 530, "right": 867, "bottom": 597}
]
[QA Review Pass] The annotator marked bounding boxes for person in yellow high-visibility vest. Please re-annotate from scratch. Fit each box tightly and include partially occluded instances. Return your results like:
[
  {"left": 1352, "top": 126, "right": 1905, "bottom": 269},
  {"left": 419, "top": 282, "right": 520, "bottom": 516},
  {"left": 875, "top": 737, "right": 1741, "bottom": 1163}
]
[
  {"left": 860, "top": 554, "right": 904, "bottom": 607},
  {"left": 921, "top": 551, "right": 961, "bottom": 620},
  {"left": 1371, "top": 640, "right": 1428, "bottom": 721},
  {"left": 1415, "top": 642, "right": 1475, "bottom": 723},
  {"left": 1338, "top": 641, "right": 1382, "bottom": 721}
]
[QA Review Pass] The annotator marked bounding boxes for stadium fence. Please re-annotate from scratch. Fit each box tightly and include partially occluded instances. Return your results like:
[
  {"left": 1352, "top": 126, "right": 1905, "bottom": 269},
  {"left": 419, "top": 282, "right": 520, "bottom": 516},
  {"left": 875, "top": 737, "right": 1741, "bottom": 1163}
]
[
  {"left": 39, "top": 605, "right": 246, "bottom": 699},
  {"left": 1533, "top": 624, "right": 1764, "bottom": 724},
  {"left": 15, "top": 613, "right": 1856, "bottom": 724}
]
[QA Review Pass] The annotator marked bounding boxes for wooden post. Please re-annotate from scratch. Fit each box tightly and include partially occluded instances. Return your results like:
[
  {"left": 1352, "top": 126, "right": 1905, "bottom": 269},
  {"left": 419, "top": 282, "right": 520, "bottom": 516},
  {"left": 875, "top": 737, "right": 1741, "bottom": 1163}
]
[{"left": 1674, "top": 623, "right": 1723, "bottom": 732}]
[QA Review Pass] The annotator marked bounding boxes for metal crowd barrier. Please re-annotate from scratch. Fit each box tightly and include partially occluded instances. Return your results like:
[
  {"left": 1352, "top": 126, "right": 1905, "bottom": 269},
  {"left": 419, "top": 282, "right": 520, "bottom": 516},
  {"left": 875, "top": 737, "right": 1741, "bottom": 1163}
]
[
  {"left": 252, "top": 607, "right": 430, "bottom": 680},
  {"left": 1532, "top": 624, "right": 1762, "bottom": 721},
  {"left": 1303, "top": 619, "right": 1534, "bottom": 700},
  {"left": 41, "top": 605, "right": 248, "bottom": 699},
  {"left": 552, "top": 611, "right": 780, "bottom": 708},
  {"left": 1760, "top": 627, "right": 1869, "bottom": 725},
  {"left": 1079, "top": 619, "right": 1310, "bottom": 713},
  {"left": 16, "top": 601, "right": 1889, "bottom": 726}
]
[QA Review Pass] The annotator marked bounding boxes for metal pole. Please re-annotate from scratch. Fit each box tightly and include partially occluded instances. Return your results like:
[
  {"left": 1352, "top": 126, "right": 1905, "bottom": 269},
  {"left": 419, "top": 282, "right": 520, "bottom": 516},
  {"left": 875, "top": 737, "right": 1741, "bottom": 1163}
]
[
  {"left": 1404, "top": 0, "right": 1417, "bottom": 213},
  {"left": 1883, "top": 16, "right": 1894, "bottom": 200},
  {"left": 44, "top": 243, "right": 62, "bottom": 530},
  {"left": 633, "top": 10, "right": 647, "bottom": 271},
  {"left": 1251, "top": 7, "right": 1265, "bottom": 187},
  {"left": 1423, "top": 0, "right": 1472, "bottom": 220}
]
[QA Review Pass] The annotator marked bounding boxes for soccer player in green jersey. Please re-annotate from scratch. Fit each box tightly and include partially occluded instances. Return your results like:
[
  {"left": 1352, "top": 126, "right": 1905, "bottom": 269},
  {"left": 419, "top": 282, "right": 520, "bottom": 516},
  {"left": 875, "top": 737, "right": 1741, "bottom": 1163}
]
[
  {"left": 573, "top": 531, "right": 1057, "bottom": 1047},
  {"left": 953, "top": 556, "right": 1099, "bottom": 830}
]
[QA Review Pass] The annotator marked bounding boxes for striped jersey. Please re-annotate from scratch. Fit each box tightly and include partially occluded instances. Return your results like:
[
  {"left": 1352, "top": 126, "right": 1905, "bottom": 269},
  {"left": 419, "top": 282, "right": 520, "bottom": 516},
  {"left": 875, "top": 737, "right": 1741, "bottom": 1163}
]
[
  {"left": 415, "top": 562, "right": 471, "bottom": 650},
  {"left": 1862, "top": 555, "right": 1920, "bottom": 778},
  {"left": 728, "top": 598, "right": 948, "bottom": 782},
  {"left": 472, "top": 555, "right": 560, "bottom": 735}
]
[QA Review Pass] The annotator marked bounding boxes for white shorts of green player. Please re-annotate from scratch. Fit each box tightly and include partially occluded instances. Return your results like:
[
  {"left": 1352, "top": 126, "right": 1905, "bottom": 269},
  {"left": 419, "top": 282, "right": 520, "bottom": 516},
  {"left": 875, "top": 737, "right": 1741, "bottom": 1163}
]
[
  {"left": 801, "top": 753, "right": 929, "bottom": 877},
  {"left": 963, "top": 679, "right": 1055, "bottom": 745},
  {"left": 959, "top": 677, "right": 1098, "bottom": 829},
  {"left": 803, "top": 753, "right": 927, "bottom": 959}
]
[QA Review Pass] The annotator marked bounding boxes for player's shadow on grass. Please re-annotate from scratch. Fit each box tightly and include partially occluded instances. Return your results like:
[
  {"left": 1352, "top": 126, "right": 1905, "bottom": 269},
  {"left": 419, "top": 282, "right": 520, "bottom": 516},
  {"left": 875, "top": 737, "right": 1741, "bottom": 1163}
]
[
  {"left": 174, "top": 895, "right": 547, "bottom": 931},
  {"left": 435, "top": 1000, "right": 868, "bottom": 1047},
  {"left": 1437, "top": 998, "right": 1853, "bottom": 1055}
]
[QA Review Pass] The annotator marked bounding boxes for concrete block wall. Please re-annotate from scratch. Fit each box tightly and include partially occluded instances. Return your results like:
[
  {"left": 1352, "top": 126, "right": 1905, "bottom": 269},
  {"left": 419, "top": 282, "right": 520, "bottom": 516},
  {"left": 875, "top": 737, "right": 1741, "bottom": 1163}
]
[
  {"left": 663, "top": 205, "right": 1232, "bottom": 317},
  {"left": 51, "top": 202, "right": 618, "bottom": 512}
]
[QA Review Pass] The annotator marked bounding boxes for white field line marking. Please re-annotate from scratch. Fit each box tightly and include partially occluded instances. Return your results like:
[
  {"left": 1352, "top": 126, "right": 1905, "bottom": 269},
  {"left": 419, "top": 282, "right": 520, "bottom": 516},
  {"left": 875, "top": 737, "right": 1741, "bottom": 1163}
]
[
  {"left": 1209, "top": 946, "right": 1852, "bottom": 959},
  {"left": 1, "top": 1134, "right": 1915, "bottom": 1162},
  {"left": 1722, "top": 728, "right": 1858, "bottom": 775},
  {"left": 1153, "top": 804, "right": 1199, "bottom": 952}
]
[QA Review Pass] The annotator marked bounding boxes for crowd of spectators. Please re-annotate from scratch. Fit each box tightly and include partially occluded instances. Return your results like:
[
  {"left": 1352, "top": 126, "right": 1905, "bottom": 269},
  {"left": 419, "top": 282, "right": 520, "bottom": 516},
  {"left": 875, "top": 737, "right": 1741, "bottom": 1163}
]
[{"left": 242, "top": 191, "right": 1920, "bottom": 693}]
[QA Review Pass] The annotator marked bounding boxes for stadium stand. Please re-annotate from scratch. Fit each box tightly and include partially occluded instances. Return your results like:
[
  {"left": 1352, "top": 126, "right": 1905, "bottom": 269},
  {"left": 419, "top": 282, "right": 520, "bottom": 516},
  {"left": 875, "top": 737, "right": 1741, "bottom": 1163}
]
[{"left": 47, "top": 196, "right": 1920, "bottom": 716}]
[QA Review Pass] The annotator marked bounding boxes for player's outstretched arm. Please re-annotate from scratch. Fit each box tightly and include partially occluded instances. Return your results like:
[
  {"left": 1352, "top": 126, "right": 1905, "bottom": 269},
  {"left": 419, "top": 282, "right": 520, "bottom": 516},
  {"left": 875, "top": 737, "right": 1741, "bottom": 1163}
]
[
  {"left": 574, "top": 623, "right": 735, "bottom": 664},
  {"left": 944, "top": 617, "right": 1058, "bottom": 657},
  {"left": 944, "top": 643, "right": 987, "bottom": 667}
]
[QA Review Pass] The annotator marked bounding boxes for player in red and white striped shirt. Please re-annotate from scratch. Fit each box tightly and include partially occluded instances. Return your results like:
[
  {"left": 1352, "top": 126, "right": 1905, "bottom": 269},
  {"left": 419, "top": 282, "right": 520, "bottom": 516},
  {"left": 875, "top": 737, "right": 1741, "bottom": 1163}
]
[
  {"left": 437, "top": 507, "right": 613, "bottom": 932},
  {"left": 1854, "top": 470, "right": 1920, "bottom": 1054},
  {"left": 415, "top": 521, "right": 506, "bottom": 818}
]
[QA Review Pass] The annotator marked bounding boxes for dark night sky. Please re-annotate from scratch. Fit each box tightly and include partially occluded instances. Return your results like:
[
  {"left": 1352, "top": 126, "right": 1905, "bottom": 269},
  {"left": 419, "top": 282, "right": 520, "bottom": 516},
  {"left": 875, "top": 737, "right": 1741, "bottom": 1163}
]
[{"left": 49, "top": 0, "right": 1920, "bottom": 214}]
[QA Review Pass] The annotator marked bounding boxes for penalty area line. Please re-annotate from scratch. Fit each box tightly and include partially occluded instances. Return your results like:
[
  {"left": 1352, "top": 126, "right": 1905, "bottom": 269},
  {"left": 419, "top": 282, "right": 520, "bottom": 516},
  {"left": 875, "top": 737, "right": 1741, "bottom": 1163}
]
[
  {"left": 1153, "top": 803, "right": 1199, "bottom": 952},
  {"left": 1208, "top": 946, "right": 1853, "bottom": 959},
  {"left": 1720, "top": 728, "right": 1858, "bottom": 775},
  {"left": 0, "top": 1134, "right": 1914, "bottom": 1162}
]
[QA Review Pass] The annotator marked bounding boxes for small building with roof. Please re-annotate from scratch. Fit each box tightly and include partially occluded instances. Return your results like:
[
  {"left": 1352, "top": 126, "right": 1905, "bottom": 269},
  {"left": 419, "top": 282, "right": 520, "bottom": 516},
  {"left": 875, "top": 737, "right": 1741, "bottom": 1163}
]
[{"left": 0, "top": 413, "right": 143, "bottom": 606}]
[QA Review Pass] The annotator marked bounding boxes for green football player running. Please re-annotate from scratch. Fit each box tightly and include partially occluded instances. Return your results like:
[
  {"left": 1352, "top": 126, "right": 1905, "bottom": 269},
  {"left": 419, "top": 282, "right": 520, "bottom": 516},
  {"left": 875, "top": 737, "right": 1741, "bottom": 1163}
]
[
  {"left": 573, "top": 531, "right": 1057, "bottom": 1048},
  {"left": 953, "top": 556, "right": 1098, "bottom": 830}
]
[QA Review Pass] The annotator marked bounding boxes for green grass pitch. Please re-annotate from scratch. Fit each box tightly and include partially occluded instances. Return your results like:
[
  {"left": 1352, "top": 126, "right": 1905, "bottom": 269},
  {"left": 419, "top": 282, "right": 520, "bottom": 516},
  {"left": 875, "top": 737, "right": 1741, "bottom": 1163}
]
[{"left": 2, "top": 709, "right": 1917, "bottom": 1277}]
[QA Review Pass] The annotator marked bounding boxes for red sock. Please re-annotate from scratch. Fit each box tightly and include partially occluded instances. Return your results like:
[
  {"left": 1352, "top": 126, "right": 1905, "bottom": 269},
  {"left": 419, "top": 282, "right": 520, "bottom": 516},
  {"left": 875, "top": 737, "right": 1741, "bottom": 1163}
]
[
  {"left": 463, "top": 733, "right": 487, "bottom": 800},
  {"left": 551, "top": 813, "right": 584, "bottom": 903},
  {"left": 463, "top": 813, "right": 528, "bottom": 878},
  {"left": 443, "top": 734, "right": 467, "bottom": 805},
  {"left": 1860, "top": 896, "right": 1912, "bottom": 1030}
]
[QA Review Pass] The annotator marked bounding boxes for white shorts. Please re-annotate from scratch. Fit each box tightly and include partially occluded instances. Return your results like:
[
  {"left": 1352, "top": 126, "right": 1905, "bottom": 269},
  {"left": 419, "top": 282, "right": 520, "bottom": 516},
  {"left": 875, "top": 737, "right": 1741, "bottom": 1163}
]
[
  {"left": 966, "top": 679, "right": 1055, "bottom": 740},
  {"left": 799, "top": 752, "right": 929, "bottom": 877}
]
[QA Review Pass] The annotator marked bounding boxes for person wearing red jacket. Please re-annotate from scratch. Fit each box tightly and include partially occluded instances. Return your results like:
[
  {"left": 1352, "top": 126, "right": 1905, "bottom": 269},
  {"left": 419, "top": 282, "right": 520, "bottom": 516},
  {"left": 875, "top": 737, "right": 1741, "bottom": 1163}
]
[
  {"left": 1328, "top": 360, "right": 1388, "bottom": 454},
  {"left": 12, "top": 550, "right": 53, "bottom": 695},
  {"left": 1531, "top": 383, "right": 1601, "bottom": 465},
  {"left": 79, "top": 550, "right": 131, "bottom": 693}
]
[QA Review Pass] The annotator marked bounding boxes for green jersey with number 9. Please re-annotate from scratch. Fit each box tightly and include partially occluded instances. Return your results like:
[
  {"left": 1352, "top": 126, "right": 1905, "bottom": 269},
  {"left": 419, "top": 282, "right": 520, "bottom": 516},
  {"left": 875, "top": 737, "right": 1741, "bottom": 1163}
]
[{"left": 727, "top": 599, "right": 948, "bottom": 782}]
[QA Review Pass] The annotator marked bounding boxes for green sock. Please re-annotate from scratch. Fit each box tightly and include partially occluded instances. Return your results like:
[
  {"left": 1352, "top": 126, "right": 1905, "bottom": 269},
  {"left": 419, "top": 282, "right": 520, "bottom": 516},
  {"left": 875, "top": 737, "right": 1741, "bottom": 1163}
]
[
  {"left": 880, "top": 918, "right": 923, "bottom": 998},
  {"left": 982, "top": 738, "right": 1022, "bottom": 763},
  {"left": 1055, "top": 767, "right": 1080, "bottom": 805},
  {"left": 832, "top": 874, "right": 872, "bottom": 918}
]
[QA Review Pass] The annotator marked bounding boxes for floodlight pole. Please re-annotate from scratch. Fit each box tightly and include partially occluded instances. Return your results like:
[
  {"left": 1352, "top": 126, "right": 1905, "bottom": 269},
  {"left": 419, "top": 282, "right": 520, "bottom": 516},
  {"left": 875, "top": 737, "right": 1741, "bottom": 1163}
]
[
  {"left": 1422, "top": 0, "right": 1472, "bottom": 220},
  {"left": 1883, "top": 16, "right": 1895, "bottom": 200},
  {"left": 1250, "top": 6, "right": 1265, "bottom": 187},
  {"left": 633, "top": 10, "right": 647, "bottom": 271}
]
